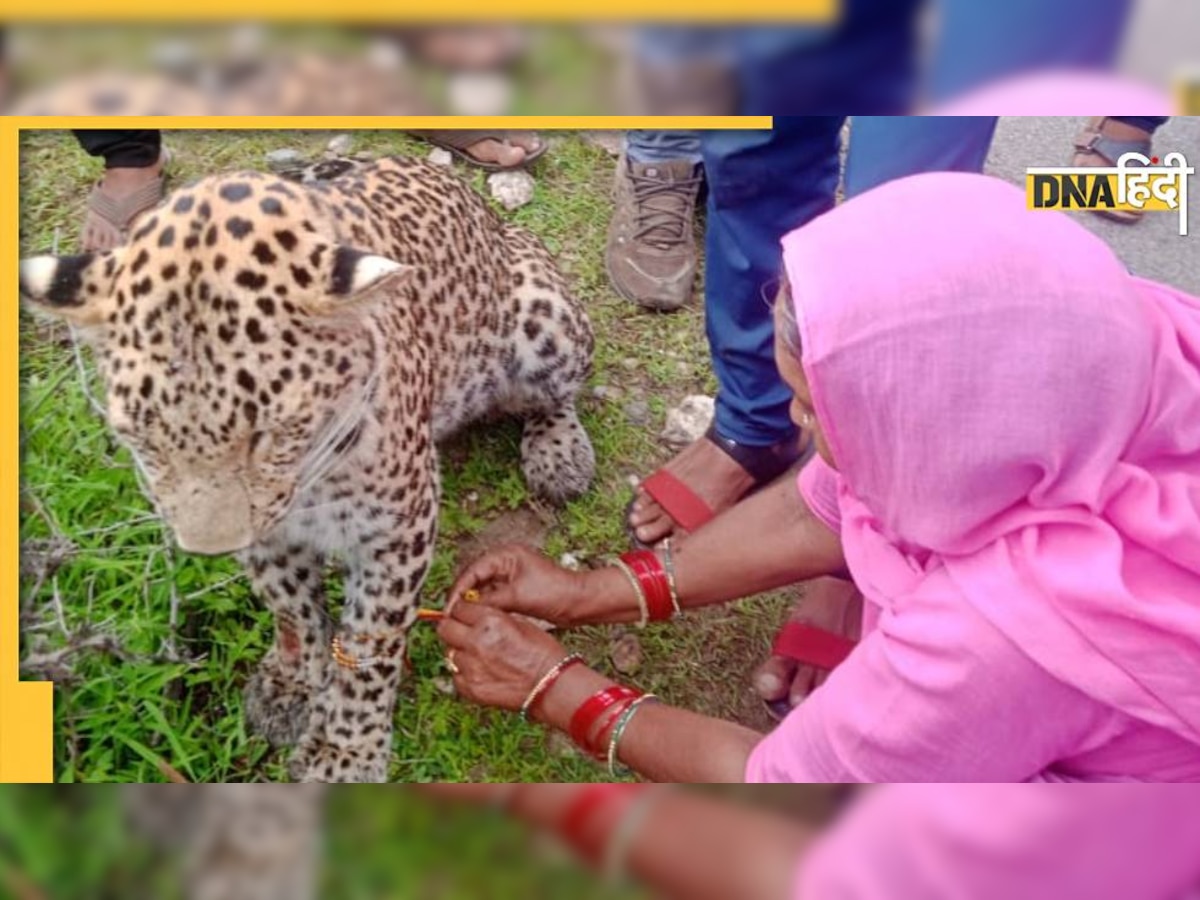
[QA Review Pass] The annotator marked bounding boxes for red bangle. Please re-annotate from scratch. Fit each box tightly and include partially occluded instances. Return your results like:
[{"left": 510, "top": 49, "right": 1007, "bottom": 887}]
[
  {"left": 569, "top": 686, "right": 641, "bottom": 753},
  {"left": 589, "top": 697, "right": 637, "bottom": 761},
  {"left": 560, "top": 784, "right": 649, "bottom": 862},
  {"left": 620, "top": 551, "right": 674, "bottom": 622}
]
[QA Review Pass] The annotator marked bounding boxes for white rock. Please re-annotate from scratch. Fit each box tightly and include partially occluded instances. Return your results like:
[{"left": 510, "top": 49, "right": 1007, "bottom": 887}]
[
  {"left": 427, "top": 146, "right": 454, "bottom": 167},
  {"left": 487, "top": 170, "right": 536, "bottom": 211},
  {"left": 446, "top": 71, "right": 513, "bottom": 116},
  {"left": 661, "top": 395, "right": 715, "bottom": 447},
  {"left": 326, "top": 134, "right": 353, "bottom": 155},
  {"left": 559, "top": 552, "right": 581, "bottom": 571}
]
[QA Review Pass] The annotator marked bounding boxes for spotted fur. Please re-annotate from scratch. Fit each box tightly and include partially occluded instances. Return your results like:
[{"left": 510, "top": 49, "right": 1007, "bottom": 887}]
[{"left": 21, "top": 157, "right": 595, "bottom": 782}]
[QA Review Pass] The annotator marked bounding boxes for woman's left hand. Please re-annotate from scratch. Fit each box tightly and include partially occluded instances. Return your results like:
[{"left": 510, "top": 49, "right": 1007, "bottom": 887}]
[{"left": 437, "top": 601, "right": 569, "bottom": 712}]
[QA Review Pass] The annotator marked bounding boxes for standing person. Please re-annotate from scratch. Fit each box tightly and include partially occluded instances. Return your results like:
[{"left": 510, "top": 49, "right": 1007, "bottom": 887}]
[
  {"left": 1072, "top": 116, "right": 1172, "bottom": 224},
  {"left": 72, "top": 130, "right": 169, "bottom": 252}
]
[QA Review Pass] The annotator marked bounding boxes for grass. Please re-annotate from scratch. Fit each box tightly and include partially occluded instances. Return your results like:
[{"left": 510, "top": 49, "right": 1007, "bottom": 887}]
[{"left": 18, "top": 129, "right": 791, "bottom": 784}]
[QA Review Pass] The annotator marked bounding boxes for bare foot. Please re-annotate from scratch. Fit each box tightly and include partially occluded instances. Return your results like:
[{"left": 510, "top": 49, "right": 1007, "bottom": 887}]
[
  {"left": 753, "top": 577, "right": 862, "bottom": 717},
  {"left": 460, "top": 132, "right": 542, "bottom": 168},
  {"left": 628, "top": 436, "right": 756, "bottom": 546}
]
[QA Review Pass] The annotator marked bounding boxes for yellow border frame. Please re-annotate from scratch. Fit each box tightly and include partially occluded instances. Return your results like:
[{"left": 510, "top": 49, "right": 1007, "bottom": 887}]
[
  {"left": 1, "top": 115, "right": 771, "bottom": 783},
  {"left": 0, "top": 0, "right": 839, "bottom": 20}
]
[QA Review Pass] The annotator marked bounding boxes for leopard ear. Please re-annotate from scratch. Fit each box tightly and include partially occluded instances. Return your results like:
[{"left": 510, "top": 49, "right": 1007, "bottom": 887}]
[
  {"left": 328, "top": 246, "right": 414, "bottom": 301},
  {"left": 19, "top": 249, "right": 125, "bottom": 327}
]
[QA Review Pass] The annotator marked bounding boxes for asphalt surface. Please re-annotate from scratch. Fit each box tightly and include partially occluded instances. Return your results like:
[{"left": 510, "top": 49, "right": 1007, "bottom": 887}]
[{"left": 986, "top": 116, "right": 1199, "bottom": 294}]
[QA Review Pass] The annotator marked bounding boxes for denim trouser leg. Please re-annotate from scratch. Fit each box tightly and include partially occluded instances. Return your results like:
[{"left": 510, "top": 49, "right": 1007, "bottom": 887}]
[
  {"left": 701, "top": 117, "right": 846, "bottom": 446},
  {"left": 843, "top": 117, "right": 998, "bottom": 198},
  {"left": 1111, "top": 117, "right": 1170, "bottom": 134},
  {"left": 625, "top": 131, "right": 705, "bottom": 166}
]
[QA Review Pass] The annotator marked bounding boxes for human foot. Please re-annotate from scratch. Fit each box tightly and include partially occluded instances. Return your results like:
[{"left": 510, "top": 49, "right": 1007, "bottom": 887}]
[
  {"left": 628, "top": 427, "right": 808, "bottom": 547},
  {"left": 409, "top": 130, "right": 544, "bottom": 170},
  {"left": 80, "top": 151, "right": 169, "bottom": 252},
  {"left": 753, "top": 577, "right": 862, "bottom": 720},
  {"left": 1072, "top": 117, "right": 1154, "bottom": 224}
]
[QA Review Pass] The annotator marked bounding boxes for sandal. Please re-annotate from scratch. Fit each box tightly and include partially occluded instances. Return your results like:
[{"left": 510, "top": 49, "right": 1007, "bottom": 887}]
[
  {"left": 763, "top": 622, "right": 858, "bottom": 722},
  {"left": 626, "top": 424, "right": 813, "bottom": 549},
  {"left": 1072, "top": 117, "right": 1154, "bottom": 224},
  {"left": 408, "top": 130, "right": 547, "bottom": 171},
  {"left": 80, "top": 148, "right": 172, "bottom": 252}
]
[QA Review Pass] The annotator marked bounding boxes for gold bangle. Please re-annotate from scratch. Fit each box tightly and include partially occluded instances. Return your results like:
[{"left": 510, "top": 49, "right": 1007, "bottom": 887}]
[
  {"left": 660, "top": 538, "right": 682, "bottom": 617},
  {"left": 613, "top": 559, "right": 649, "bottom": 628}
]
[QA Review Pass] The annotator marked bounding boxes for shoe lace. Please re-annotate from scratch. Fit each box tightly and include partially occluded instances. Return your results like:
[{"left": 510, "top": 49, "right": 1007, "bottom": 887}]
[{"left": 629, "top": 167, "right": 702, "bottom": 250}]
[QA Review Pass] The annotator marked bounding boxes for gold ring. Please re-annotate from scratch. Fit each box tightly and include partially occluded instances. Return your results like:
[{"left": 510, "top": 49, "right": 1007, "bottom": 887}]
[{"left": 445, "top": 651, "right": 461, "bottom": 675}]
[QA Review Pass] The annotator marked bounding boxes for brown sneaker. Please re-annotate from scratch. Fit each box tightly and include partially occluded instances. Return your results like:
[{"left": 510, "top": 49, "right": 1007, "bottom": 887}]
[{"left": 605, "top": 155, "right": 702, "bottom": 312}]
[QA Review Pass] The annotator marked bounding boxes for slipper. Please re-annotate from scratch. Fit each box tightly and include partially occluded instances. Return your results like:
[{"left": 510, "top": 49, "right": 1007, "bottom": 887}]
[
  {"left": 408, "top": 130, "right": 547, "bottom": 171},
  {"left": 626, "top": 424, "right": 814, "bottom": 550},
  {"left": 80, "top": 148, "right": 172, "bottom": 252},
  {"left": 763, "top": 622, "right": 857, "bottom": 722},
  {"left": 1072, "top": 117, "right": 1153, "bottom": 224}
]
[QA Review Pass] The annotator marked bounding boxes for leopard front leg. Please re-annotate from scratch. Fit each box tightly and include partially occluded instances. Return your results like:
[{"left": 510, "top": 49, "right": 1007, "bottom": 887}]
[
  {"left": 288, "top": 471, "right": 439, "bottom": 783},
  {"left": 238, "top": 541, "right": 331, "bottom": 748}
]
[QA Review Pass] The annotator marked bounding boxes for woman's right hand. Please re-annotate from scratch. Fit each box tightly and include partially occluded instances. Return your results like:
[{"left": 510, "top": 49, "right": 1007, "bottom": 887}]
[{"left": 447, "top": 544, "right": 588, "bottom": 627}]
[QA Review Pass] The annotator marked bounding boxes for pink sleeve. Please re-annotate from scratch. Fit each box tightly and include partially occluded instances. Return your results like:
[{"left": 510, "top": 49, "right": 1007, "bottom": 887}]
[
  {"left": 745, "top": 570, "right": 1119, "bottom": 783},
  {"left": 798, "top": 456, "right": 841, "bottom": 534},
  {"left": 794, "top": 785, "right": 1200, "bottom": 900}
]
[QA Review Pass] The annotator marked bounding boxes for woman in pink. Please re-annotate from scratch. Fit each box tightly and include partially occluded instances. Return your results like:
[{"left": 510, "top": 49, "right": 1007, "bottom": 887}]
[{"left": 435, "top": 171, "right": 1200, "bottom": 784}]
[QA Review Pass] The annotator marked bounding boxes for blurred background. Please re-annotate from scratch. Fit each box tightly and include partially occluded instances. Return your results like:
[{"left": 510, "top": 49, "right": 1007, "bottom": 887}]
[
  {"left": 2, "top": 0, "right": 1197, "bottom": 116},
  {"left": 0, "top": 786, "right": 845, "bottom": 899}
]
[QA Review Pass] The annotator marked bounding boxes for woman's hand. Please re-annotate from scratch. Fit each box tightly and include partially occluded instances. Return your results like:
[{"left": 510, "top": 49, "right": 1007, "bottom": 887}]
[
  {"left": 437, "top": 600, "right": 571, "bottom": 712},
  {"left": 447, "top": 544, "right": 587, "bottom": 626}
]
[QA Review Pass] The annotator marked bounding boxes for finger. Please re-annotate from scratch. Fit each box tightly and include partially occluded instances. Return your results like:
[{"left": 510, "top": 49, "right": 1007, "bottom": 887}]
[
  {"left": 789, "top": 665, "right": 819, "bottom": 707},
  {"left": 436, "top": 616, "right": 475, "bottom": 650},
  {"left": 448, "top": 598, "right": 501, "bottom": 626},
  {"left": 447, "top": 555, "right": 509, "bottom": 606}
]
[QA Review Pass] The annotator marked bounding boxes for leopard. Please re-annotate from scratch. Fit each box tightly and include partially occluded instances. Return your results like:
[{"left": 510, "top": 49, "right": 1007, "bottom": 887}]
[{"left": 20, "top": 156, "right": 596, "bottom": 782}]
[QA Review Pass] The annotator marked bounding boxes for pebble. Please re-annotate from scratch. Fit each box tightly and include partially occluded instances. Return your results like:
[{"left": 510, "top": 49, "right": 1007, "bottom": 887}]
[
  {"left": 591, "top": 385, "right": 617, "bottom": 402},
  {"left": 626, "top": 474, "right": 641, "bottom": 489},
  {"left": 487, "top": 170, "right": 536, "bottom": 211},
  {"left": 326, "top": 134, "right": 354, "bottom": 156},
  {"left": 559, "top": 552, "right": 581, "bottom": 571},
  {"left": 620, "top": 358, "right": 640, "bottom": 372},
  {"left": 427, "top": 146, "right": 454, "bottom": 167},
  {"left": 265, "top": 148, "right": 303, "bottom": 169},
  {"left": 661, "top": 395, "right": 716, "bottom": 447},
  {"left": 624, "top": 400, "right": 652, "bottom": 427},
  {"left": 610, "top": 632, "right": 643, "bottom": 676},
  {"left": 431, "top": 676, "right": 456, "bottom": 696}
]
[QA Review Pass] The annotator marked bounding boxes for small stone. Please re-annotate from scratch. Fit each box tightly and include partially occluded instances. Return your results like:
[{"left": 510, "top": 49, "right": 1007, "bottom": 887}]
[
  {"left": 626, "top": 474, "right": 641, "bottom": 489},
  {"left": 352, "top": 150, "right": 376, "bottom": 162},
  {"left": 487, "top": 170, "right": 536, "bottom": 211},
  {"left": 326, "top": 134, "right": 353, "bottom": 155},
  {"left": 559, "top": 552, "right": 581, "bottom": 571},
  {"left": 465, "top": 491, "right": 479, "bottom": 505},
  {"left": 265, "top": 148, "right": 303, "bottom": 169},
  {"left": 432, "top": 676, "right": 456, "bottom": 696},
  {"left": 591, "top": 385, "right": 617, "bottom": 402},
  {"left": 624, "top": 400, "right": 652, "bottom": 427},
  {"left": 427, "top": 146, "right": 454, "bottom": 167},
  {"left": 610, "top": 633, "right": 643, "bottom": 676},
  {"left": 620, "top": 358, "right": 639, "bottom": 372},
  {"left": 661, "top": 395, "right": 715, "bottom": 447},
  {"left": 676, "top": 361, "right": 690, "bottom": 375}
]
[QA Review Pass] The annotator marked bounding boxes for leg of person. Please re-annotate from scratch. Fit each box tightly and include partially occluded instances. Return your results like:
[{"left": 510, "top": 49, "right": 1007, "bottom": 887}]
[
  {"left": 843, "top": 115, "right": 998, "bottom": 198},
  {"left": 606, "top": 130, "right": 704, "bottom": 312},
  {"left": 1071, "top": 116, "right": 1167, "bottom": 223},
  {"left": 73, "top": 129, "right": 168, "bottom": 252},
  {"left": 406, "top": 130, "right": 544, "bottom": 170},
  {"left": 628, "top": 117, "right": 846, "bottom": 546}
]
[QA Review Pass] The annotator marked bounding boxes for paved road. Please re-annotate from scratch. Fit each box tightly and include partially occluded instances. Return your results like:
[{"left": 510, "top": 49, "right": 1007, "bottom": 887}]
[{"left": 986, "top": 116, "right": 1199, "bottom": 294}]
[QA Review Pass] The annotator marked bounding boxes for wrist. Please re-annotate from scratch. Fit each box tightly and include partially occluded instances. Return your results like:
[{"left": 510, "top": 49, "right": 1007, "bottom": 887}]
[
  {"left": 569, "top": 567, "right": 640, "bottom": 625},
  {"left": 534, "top": 664, "right": 615, "bottom": 731}
]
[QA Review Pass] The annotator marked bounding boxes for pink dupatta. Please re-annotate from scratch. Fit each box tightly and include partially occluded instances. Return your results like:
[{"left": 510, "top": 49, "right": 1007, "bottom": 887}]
[{"left": 782, "top": 172, "right": 1200, "bottom": 745}]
